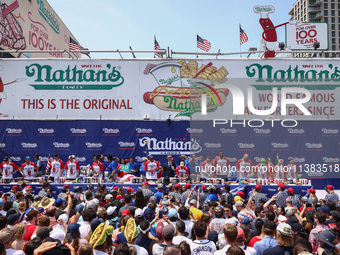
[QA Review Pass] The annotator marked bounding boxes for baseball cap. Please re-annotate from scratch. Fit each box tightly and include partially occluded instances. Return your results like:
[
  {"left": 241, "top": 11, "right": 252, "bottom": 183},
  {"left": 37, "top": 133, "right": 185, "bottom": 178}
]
[
  {"left": 237, "top": 191, "right": 245, "bottom": 198},
  {"left": 142, "top": 181, "right": 149, "bottom": 186},
  {"left": 156, "top": 222, "right": 164, "bottom": 239},
  {"left": 255, "top": 184, "right": 261, "bottom": 191},
  {"left": 180, "top": 162, "right": 185, "bottom": 167},
  {"left": 237, "top": 227, "right": 246, "bottom": 242},
  {"left": 234, "top": 196, "right": 242, "bottom": 202},
  {"left": 26, "top": 185, "right": 32, "bottom": 189},
  {"left": 63, "top": 184, "right": 69, "bottom": 189},
  {"left": 107, "top": 206, "right": 117, "bottom": 216},
  {"left": 113, "top": 186, "right": 119, "bottom": 190},
  {"left": 93, "top": 198, "right": 100, "bottom": 205},
  {"left": 202, "top": 184, "right": 207, "bottom": 191},
  {"left": 287, "top": 188, "right": 294, "bottom": 194},
  {"left": 225, "top": 218, "right": 239, "bottom": 226},
  {"left": 105, "top": 194, "right": 113, "bottom": 200},
  {"left": 307, "top": 188, "right": 316, "bottom": 194},
  {"left": 122, "top": 209, "right": 131, "bottom": 217},
  {"left": 277, "top": 223, "right": 292, "bottom": 236},
  {"left": 235, "top": 201, "right": 244, "bottom": 207},
  {"left": 11, "top": 186, "right": 18, "bottom": 190},
  {"left": 144, "top": 208, "right": 154, "bottom": 222},
  {"left": 174, "top": 183, "right": 180, "bottom": 190},
  {"left": 162, "top": 224, "right": 175, "bottom": 237},
  {"left": 157, "top": 183, "right": 164, "bottom": 189},
  {"left": 208, "top": 231, "right": 219, "bottom": 243},
  {"left": 241, "top": 217, "right": 252, "bottom": 225},
  {"left": 25, "top": 156, "right": 30, "bottom": 160},
  {"left": 325, "top": 185, "right": 334, "bottom": 190},
  {"left": 278, "top": 183, "right": 286, "bottom": 190},
  {"left": 116, "top": 195, "right": 123, "bottom": 200},
  {"left": 186, "top": 183, "right": 191, "bottom": 189},
  {"left": 127, "top": 188, "right": 134, "bottom": 193},
  {"left": 75, "top": 204, "right": 84, "bottom": 212},
  {"left": 55, "top": 198, "right": 64, "bottom": 207},
  {"left": 0, "top": 226, "right": 17, "bottom": 243},
  {"left": 8, "top": 212, "right": 20, "bottom": 225},
  {"left": 189, "top": 199, "right": 197, "bottom": 205},
  {"left": 318, "top": 205, "right": 330, "bottom": 214},
  {"left": 86, "top": 201, "right": 96, "bottom": 210},
  {"left": 150, "top": 196, "right": 157, "bottom": 204},
  {"left": 0, "top": 199, "right": 4, "bottom": 207},
  {"left": 263, "top": 221, "right": 277, "bottom": 231},
  {"left": 55, "top": 210, "right": 66, "bottom": 220},
  {"left": 134, "top": 208, "right": 143, "bottom": 218},
  {"left": 90, "top": 218, "right": 104, "bottom": 232},
  {"left": 290, "top": 223, "right": 307, "bottom": 235},
  {"left": 67, "top": 223, "right": 80, "bottom": 233},
  {"left": 169, "top": 208, "right": 178, "bottom": 218}
]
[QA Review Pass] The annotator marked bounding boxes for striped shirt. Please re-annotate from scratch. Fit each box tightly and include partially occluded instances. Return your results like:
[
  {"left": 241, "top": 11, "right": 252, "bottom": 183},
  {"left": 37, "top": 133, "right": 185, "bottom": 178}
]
[
  {"left": 325, "top": 192, "right": 339, "bottom": 204},
  {"left": 276, "top": 191, "right": 288, "bottom": 207},
  {"left": 254, "top": 192, "right": 268, "bottom": 208},
  {"left": 182, "top": 190, "right": 198, "bottom": 203},
  {"left": 141, "top": 188, "right": 153, "bottom": 201},
  {"left": 199, "top": 192, "right": 208, "bottom": 208},
  {"left": 170, "top": 191, "right": 184, "bottom": 204}
]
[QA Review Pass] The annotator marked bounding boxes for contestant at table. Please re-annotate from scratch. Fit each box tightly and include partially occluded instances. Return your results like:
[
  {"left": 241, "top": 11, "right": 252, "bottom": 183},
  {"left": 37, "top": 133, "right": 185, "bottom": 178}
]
[
  {"left": 117, "top": 157, "right": 128, "bottom": 178},
  {"left": 213, "top": 150, "right": 230, "bottom": 180},
  {"left": 143, "top": 155, "right": 160, "bottom": 181},
  {"left": 127, "top": 156, "right": 137, "bottom": 176},
  {"left": 90, "top": 154, "right": 104, "bottom": 182},
  {"left": 0, "top": 156, "right": 19, "bottom": 180},
  {"left": 176, "top": 162, "right": 189, "bottom": 182},
  {"left": 46, "top": 153, "right": 65, "bottom": 180},
  {"left": 65, "top": 155, "right": 80, "bottom": 181},
  {"left": 236, "top": 154, "right": 254, "bottom": 180},
  {"left": 271, "top": 159, "right": 285, "bottom": 180},
  {"left": 19, "top": 156, "right": 38, "bottom": 181},
  {"left": 286, "top": 158, "right": 299, "bottom": 182}
]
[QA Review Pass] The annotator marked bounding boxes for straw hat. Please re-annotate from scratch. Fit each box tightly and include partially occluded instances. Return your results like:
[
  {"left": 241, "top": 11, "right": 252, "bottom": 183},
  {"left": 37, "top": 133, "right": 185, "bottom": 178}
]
[{"left": 39, "top": 197, "right": 55, "bottom": 209}]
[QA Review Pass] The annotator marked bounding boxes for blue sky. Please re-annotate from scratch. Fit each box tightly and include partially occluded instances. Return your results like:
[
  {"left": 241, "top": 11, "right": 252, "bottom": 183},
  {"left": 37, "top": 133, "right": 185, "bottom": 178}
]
[{"left": 48, "top": 0, "right": 297, "bottom": 58}]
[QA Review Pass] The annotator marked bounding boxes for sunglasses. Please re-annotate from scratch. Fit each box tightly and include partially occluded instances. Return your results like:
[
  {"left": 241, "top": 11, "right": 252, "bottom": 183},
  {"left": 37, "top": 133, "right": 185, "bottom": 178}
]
[{"left": 224, "top": 210, "right": 230, "bottom": 213}]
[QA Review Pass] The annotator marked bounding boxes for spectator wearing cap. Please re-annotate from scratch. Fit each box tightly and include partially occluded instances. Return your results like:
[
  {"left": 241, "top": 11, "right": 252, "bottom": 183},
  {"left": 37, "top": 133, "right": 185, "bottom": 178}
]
[
  {"left": 262, "top": 223, "right": 293, "bottom": 255},
  {"left": 253, "top": 185, "right": 268, "bottom": 208},
  {"left": 182, "top": 183, "right": 198, "bottom": 203},
  {"left": 23, "top": 210, "right": 39, "bottom": 241},
  {"left": 136, "top": 220, "right": 157, "bottom": 254},
  {"left": 253, "top": 221, "right": 277, "bottom": 255},
  {"left": 325, "top": 185, "right": 339, "bottom": 204},
  {"left": 0, "top": 226, "right": 25, "bottom": 255},
  {"left": 188, "top": 198, "right": 203, "bottom": 222},
  {"left": 207, "top": 185, "right": 219, "bottom": 202},
  {"left": 287, "top": 188, "right": 301, "bottom": 208},
  {"left": 118, "top": 194, "right": 136, "bottom": 218},
  {"left": 210, "top": 206, "right": 226, "bottom": 234},
  {"left": 290, "top": 222, "right": 312, "bottom": 253},
  {"left": 199, "top": 185, "right": 209, "bottom": 209},
  {"left": 63, "top": 222, "right": 88, "bottom": 251},
  {"left": 134, "top": 208, "right": 144, "bottom": 225},
  {"left": 309, "top": 210, "right": 329, "bottom": 250},
  {"left": 7, "top": 211, "right": 20, "bottom": 228},
  {"left": 169, "top": 183, "right": 184, "bottom": 205},
  {"left": 154, "top": 183, "right": 164, "bottom": 204},
  {"left": 163, "top": 155, "right": 176, "bottom": 180},
  {"left": 141, "top": 181, "right": 153, "bottom": 201},
  {"left": 313, "top": 230, "right": 338, "bottom": 255},
  {"left": 152, "top": 223, "right": 175, "bottom": 255},
  {"left": 276, "top": 183, "right": 288, "bottom": 207},
  {"left": 173, "top": 219, "right": 190, "bottom": 245},
  {"left": 6, "top": 186, "right": 18, "bottom": 202}
]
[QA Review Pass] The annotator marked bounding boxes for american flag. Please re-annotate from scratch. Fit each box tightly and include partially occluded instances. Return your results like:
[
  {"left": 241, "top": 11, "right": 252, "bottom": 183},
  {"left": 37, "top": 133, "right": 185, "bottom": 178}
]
[
  {"left": 197, "top": 35, "right": 211, "bottom": 52},
  {"left": 154, "top": 36, "right": 163, "bottom": 58},
  {"left": 69, "top": 37, "right": 83, "bottom": 51},
  {"left": 240, "top": 24, "right": 248, "bottom": 45}
]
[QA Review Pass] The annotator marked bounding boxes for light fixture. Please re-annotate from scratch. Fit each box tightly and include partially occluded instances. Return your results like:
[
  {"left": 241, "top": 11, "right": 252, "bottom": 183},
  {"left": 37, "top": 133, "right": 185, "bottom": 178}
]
[
  {"left": 278, "top": 42, "right": 285, "bottom": 51},
  {"left": 143, "top": 115, "right": 149, "bottom": 120}
]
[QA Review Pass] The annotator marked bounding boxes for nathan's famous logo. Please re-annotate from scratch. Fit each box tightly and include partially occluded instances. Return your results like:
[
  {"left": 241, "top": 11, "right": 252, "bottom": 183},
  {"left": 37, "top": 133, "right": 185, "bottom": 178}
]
[
  {"left": 246, "top": 63, "right": 340, "bottom": 90},
  {"left": 25, "top": 63, "right": 124, "bottom": 90},
  {"left": 143, "top": 60, "right": 229, "bottom": 117},
  {"left": 37, "top": 0, "right": 60, "bottom": 33}
]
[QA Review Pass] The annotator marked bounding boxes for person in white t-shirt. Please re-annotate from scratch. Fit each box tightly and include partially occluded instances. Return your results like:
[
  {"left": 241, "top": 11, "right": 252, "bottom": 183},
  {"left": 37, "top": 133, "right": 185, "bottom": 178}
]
[
  {"left": 65, "top": 155, "right": 80, "bottom": 181},
  {"left": 19, "top": 156, "right": 38, "bottom": 181},
  {"left": 0, "top": 226, "right": 25, "bottom": 255},
  {"left": 0, "top": 157, "right": 19, "bottom": 180},
  {"left": 236, "top": 154, "right": 254, "bottom": 179},
  {"left": 209, "top": 206, "right": 226, "bottom": 234},
  {"left": 46, "top": 153, "right": 65, "bottom": 180},
  {"left": 190, "top": 221, "right": 216, "bottom": 255},
  {"left": 173, "top": 219, "right": 191, "bottom": 245},
  {"left": 178, "top": 206, "right": 194, "bottom": 239},
  {"left": 143, "top": 155, "right": 159, "bottom": 181}
]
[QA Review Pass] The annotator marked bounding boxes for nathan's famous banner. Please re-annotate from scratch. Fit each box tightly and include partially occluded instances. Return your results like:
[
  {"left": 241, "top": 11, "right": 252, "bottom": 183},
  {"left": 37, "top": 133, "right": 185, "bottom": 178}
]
[
  {"left": 0, "top": 120, "right": 339, "bottom": 188},
  {"left": 0, "top": 0, "right": 80, "bottom": 58},
  {"left": 0, "top": 59, "right": 339, "bottom": 120}
]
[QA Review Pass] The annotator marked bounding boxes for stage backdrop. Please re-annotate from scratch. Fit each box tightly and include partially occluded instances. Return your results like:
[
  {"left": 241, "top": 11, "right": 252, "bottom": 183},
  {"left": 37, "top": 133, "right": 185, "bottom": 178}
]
[{"left": 0, "top": 120, "right": 338, "bottom": 188}]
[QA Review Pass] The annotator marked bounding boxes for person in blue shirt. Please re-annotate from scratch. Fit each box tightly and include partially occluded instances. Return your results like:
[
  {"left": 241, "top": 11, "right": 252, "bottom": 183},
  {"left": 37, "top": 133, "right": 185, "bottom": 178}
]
[
  {"left": 139, "top": 157, "right": 147, "bottom": 177},
  {"left": 108, "top": 155, "right": 119, "bottom": 182},
  {"left": 127, "top": 156, "right": 137, "bottom": 176},
  {"left": 254, "top": 221, "right": 278, "bottom": 255},
  {"left": 206, "top": 185, "right": 219, "bottom": 201},
  {"left": 154, "top": 183, "right": 164, "bottom": 203}
]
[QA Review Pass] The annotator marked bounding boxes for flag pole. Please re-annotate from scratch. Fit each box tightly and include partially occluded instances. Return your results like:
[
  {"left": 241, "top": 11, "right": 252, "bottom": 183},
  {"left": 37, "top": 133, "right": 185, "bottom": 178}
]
[
  {"left": 154, "top": 34, "right": 156, "bottom": 58},
  {"left": 239, "top": 24, "right": 242, "bottom": 58},
  {"left": 196, "top": 33, "right": 198, "bottom": 58}
]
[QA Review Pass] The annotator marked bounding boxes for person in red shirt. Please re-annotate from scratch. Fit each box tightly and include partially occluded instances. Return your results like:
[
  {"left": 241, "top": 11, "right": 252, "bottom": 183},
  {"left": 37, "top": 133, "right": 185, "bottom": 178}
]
[
  {"left": 23, "top": 209, "right": 39, "bottom": 241},
  {"left": 176, "top": 162, "right": 189, "bottom": 181},
  {"left": 0, "top": 156, "right": 19, "bottom": 179},
  {"left": 19, "top": 156, "right": 38, "bottom": 181},
  {"left": 90, "top": 154, "right": 104, "bottom": 182},
  {"left": 65, "top": 155, "right": 80, "bottom": 181},
  {"left": 117, "top": 157, "right": 128, "bottom": 178},
  {"left": 236, "top": 154, "right": 254, "bottom": 180},
  {"left": 143, "top": 155, "right": 160, "bottom": 181}
]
